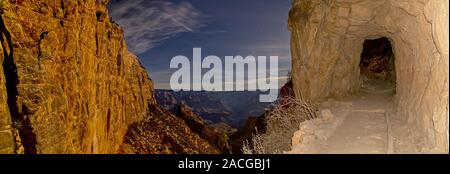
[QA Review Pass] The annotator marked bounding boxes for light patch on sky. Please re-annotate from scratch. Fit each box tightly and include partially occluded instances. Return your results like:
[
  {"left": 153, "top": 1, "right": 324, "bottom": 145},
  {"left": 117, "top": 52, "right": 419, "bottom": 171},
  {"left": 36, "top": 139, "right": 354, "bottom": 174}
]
[{"left": 109, "top": 0, "right": 205, "bottom": 54}]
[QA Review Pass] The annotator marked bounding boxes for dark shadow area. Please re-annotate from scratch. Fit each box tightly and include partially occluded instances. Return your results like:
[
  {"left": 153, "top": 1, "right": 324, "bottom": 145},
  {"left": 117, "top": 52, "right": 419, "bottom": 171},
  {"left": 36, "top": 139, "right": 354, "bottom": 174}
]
[
  {"left": 1, "top": 17, "right": 37, "bottom": 154},
  {"left": 360, "top": 37, "right": 396, "bottom": 84}
]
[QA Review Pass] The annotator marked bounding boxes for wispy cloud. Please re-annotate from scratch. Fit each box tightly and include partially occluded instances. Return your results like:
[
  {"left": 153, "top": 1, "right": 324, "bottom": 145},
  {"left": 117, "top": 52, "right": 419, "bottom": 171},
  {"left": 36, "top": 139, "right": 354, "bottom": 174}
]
[{"left": 109, "top": 0, "right": 205, "bottom": 54}]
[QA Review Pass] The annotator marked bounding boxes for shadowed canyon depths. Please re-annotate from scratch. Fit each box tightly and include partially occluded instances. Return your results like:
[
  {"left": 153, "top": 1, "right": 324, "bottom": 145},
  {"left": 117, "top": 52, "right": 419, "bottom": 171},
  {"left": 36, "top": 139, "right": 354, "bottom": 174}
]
[{"left": 0, "top": 0, "right": 448, "bottom": 154}]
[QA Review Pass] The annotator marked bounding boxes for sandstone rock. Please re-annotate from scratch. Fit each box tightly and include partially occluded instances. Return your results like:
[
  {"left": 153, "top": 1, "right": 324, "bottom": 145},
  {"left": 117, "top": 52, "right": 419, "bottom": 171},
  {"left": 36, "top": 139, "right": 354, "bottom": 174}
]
[
  {"left": 291, "top": 130, "right": 303, "bottom": 147},
  {"left": 292, "top": 129, "right": 317, "bottom": 146},
  {"left": 320, "top": 109, "right": 334, "bottom": 123},
  {"left": 299, "top": 121, "right": 315, "bottom": 134},
  {"left": 314, "top": 129, "right": 328, "bottom": 141},
  {"left": 292, "top": 121, "right": 318, "bottom": 147},
  {"left": 300, "top": 134, "right": 316, "bottom": 144}
]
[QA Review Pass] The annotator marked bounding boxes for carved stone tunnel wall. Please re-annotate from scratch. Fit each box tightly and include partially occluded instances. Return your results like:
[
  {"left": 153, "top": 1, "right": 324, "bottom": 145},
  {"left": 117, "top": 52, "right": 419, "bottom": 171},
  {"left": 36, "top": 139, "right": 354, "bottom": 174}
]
[{"left": 289, "top": 0, "right": 448, "bottom": 153}]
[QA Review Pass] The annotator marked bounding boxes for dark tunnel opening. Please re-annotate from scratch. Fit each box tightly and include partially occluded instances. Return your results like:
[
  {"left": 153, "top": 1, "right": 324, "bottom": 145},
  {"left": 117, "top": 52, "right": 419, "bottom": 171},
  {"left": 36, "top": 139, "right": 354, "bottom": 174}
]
[{"left": 360, "top": 37, "right": 396, "bottom": 86}]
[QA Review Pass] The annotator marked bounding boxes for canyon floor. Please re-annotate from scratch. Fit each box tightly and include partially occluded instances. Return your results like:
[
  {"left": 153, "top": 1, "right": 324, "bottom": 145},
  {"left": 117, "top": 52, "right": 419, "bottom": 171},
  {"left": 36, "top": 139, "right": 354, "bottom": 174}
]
[{"left": 288, "top": 79, "right": 419, "bottom": 154}]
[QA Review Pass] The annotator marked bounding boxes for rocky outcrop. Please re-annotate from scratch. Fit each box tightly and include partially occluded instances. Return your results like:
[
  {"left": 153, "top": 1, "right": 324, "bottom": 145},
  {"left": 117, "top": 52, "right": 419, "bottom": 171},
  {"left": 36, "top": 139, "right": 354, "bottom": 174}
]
[
  {"left": 0, "top": 0, "right": 221, "bottom": 154},
  {"left": 289, "top": 0, "right": 448, "bottom": 153},
  {"left": 170, "top": 104, "right": 232, "bottom": 154},
  {"left": 209, "top": 122, "right": 238, "bottom": 136},
  {"left": 119, "top": 105, "right": 225, "bottom": 154}
]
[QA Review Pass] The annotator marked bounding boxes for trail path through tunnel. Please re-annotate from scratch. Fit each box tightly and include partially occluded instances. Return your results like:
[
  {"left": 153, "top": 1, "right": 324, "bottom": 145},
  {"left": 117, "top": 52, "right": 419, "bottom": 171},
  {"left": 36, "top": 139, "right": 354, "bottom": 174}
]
[{"left": 289, "top": 79, "right": 396, "bottom": 154}]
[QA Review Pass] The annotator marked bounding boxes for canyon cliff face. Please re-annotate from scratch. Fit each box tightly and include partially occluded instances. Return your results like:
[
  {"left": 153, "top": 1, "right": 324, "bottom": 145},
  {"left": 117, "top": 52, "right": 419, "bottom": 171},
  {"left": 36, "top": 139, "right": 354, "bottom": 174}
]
[
  {"left": 289, "top": 0, "right": 448, "bottom": 153},
  {"left": 0, "top": 0, "right": 220, "bottom": 154},
  {"left": 0, "top": 0, "right": 154, "bottom": 154}
]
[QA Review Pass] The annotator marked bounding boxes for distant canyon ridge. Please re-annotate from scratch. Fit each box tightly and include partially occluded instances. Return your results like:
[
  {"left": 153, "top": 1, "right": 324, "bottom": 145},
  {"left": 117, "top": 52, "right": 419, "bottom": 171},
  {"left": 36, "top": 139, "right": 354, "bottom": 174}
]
[{"left": 155, "top": 90, "right": 273, "bottom": 129}]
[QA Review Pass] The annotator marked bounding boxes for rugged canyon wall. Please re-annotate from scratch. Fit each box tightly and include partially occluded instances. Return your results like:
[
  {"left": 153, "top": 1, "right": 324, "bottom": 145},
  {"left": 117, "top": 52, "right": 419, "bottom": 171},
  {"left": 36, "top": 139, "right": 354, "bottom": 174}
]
[
  {"left": 289, "top": 0, "right": 448, "bottom": 153},
  {"left": 0, "top": 0, "right": 155, "bottom": 154}
]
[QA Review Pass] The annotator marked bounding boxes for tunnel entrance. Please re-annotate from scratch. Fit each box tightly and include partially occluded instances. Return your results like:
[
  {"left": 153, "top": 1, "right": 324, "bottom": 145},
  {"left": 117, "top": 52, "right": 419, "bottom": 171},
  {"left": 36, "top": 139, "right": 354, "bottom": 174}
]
[{"left": 360, "top": 37, "right": 396, "bottom": 86}]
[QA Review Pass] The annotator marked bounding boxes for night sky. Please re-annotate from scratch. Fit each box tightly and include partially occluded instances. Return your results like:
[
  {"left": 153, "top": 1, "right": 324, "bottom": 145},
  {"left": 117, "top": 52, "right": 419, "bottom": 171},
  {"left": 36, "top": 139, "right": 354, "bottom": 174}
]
[{"left": 109, "top": 0, "right": 292, "bottom": 89}]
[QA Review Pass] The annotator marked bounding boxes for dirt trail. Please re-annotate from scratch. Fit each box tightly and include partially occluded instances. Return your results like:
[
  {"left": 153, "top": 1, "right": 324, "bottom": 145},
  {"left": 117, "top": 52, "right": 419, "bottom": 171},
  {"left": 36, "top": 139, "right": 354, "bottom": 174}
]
[{"left": 288, "top": 79, "right": 396, "bottom": 154}]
